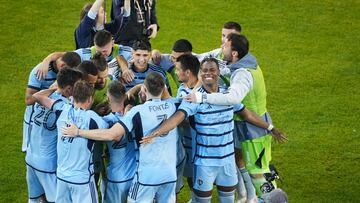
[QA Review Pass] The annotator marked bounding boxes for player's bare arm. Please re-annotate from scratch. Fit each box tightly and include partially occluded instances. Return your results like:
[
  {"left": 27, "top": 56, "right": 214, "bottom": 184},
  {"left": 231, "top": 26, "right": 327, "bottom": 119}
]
[
  {"left": 61, "top": 122, "right": 125, "bottom": 142},
  {"left": 236, "top": 108, "right": 288, "bottom": 143},
  {"left": 32, "top": 88, "right": 57, "bottom": 109},
  {"left": 36, "top": 52, "right": 65, "bottom": 79}
]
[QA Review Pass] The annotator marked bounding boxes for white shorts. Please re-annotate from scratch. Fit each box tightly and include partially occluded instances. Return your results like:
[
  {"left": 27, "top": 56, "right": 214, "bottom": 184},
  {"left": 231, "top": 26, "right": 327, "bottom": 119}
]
[
  {"left": 56, "top": 176, "right": 98, "bottom": 203},
  {"left": 26, "top": 165, "right": 56, "bottom": 202},
  {"left": 193, "top": 162, "right": 238, "bottom": 192}
]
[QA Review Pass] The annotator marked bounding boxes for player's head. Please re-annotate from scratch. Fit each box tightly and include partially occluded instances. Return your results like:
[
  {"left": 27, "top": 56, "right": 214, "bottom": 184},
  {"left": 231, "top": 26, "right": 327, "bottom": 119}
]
[
  {"left": 132, "top": 40, "right": 152, "bottom": 72},
  {"left": 77, "top": 61, "right": 98, "bottom": 88},
  {"left": 171, "top": 39, "right": 192, "bottom": 63},
  {"left": 222, "top": 33, "right": 249, "bottom": 63},
  {"left": 56, "top": 68, "right": 83, "bottom": 98},
  {"left": 94, "top": 30, "right": 114, "bottom": 57},
  {"left": 72, "top": 80, "right": 95, "bottom": 108},
  {"left": 55, "top": 52, "right": 82, "bottom": 71},
  {"left": 144, "top": 72, "right": 165, "bottom": 98},
  {"left": 200, "top": 57, "right": 220, "bottom": 87},
  {"left": 92, "top": 53, "right": 108, "bottom": 90},
  {"left": 175, "top": 54, "right": 200, "bottom": 83},
  {"left": 107, "top": 80, "right": 126, "bottom": 105},
  {"left": 222, "top": 21, "right": 241, "bottom": 45}
]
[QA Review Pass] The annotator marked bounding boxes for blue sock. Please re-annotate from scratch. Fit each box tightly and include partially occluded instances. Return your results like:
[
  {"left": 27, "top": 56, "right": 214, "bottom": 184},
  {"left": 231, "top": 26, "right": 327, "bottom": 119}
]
[{"left": 218, "top": 190, "right": 235, "bottom": 203}]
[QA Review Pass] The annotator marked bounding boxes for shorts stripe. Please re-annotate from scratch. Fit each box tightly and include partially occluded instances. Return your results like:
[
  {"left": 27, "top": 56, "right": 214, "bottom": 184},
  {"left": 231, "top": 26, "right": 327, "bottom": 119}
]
[{"left": 90, "top": 181, "right": 96, "bottom": 203}]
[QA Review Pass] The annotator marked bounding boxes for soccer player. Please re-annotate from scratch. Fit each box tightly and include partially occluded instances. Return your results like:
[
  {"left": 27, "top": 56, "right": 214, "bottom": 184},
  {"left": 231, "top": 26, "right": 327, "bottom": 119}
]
[
  {"left": 142, "top": 58, "right": 286, "bottom": 203},
  {"left": 36, "top": 30, "right": 132, "bottom": 80},
  {"left": 101, "top": 80, "right": 137, "bottom": 203},
  {"left": 25, "top": 68, "right": 83, "bottom": 203},
  {"left": 173, "top": 54, "right": 201, "bottom": 200},
  {"left": 33, "top": 80, "right": 108, "bottom": 203},
  {"left": 23, "top": 52, "right": 81, "bottom": 152},
  {"left": 185, "top": 34, "right": 288, "bottom": 198},
  {"left": 62, "top": 72, "right": 178, "bottom": 202},
  {"left": 121, "top": 40, "right": 168, "bottom": 91}
]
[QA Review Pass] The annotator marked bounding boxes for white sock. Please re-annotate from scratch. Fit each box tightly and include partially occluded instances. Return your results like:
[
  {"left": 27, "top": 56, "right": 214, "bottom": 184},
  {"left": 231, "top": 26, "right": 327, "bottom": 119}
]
[
  {"left": 236, "top": 167, "right": 247, "bottom": 198},
  {"left": 218, "top": 190, "right": 235, "bottom": 203},
  {"left": 193, "top": 193, "right": 211, "bottom": 203},
  {"left": 240, "top": 167, "right": 256, "bottom": 200}
]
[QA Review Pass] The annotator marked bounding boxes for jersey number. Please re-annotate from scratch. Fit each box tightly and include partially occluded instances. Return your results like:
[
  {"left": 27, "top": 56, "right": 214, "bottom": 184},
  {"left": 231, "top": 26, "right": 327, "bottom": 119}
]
[{"left": 33, "top": 105, "right": 57, "bottom": 131}]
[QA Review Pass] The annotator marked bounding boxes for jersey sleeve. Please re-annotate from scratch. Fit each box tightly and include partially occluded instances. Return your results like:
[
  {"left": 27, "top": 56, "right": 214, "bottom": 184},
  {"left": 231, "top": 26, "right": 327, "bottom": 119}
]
[
  {"left": 178, "top": 100, "right": 199, "bottom": 118},
  {"left": 233, "top": 103, "right": 245, "bottom": 113},
  {"left": 118, "top": 107, "right": 138, "bottom": 134},
  {"left": 27, "top": 64, "right": 43, "bottom": 90},
  {"left": 159, "top": 54, "right": 173, "bottom": 72},
  {"left": 51, "top": 100, "right": 67, "bottom": 112},
  {"left": 89, "top": 111, "right": 109, "bottom": 129},
  {"left": 118, "top": 45, "right": 133, "bottom": 61}
]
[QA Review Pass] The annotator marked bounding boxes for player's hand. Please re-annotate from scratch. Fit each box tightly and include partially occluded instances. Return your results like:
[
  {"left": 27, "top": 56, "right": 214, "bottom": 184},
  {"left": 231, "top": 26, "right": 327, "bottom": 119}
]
[
  {"left": 271, "top": 128, "right": 288, "bottom": 143},
  {"left": 124, "top": 104, "right": 133, "bottom": 114},
  {"left": 49, "top": 81, "right": 58, "bottom": 89},
  {"left": 36, "top": 61, "right": 50, "bottom": 79},
  {"left": 93, "top": 102, "right": 110, "bottom": 116},
  {"left": 183, "top": 93, "right": 197, "bottom": 103},
  {"left": 147, "top": 24, "right": 158, "bottom": 39},
  {"left": 61, "top": 123, "right": 78, "bottom": 137},
  {"left": 121, "top": 69, "right": 135, "bottom": 83},
  {"left": 151, "top": 49, "right": 161, "bottom": 65},
  {"left": 140, "top": 132, "right": 158, "bottom": 145}
]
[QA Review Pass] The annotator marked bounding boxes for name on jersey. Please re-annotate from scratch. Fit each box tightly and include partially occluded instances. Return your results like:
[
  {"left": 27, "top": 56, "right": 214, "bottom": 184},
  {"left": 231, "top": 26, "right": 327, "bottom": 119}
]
[{"left": 148, "top": 103, "right": 169, "bottom": 112}]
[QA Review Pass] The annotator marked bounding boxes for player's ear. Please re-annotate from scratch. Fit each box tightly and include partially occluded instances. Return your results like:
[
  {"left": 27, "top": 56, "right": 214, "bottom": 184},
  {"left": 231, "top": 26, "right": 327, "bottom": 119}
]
[{"left": 232, "top": 50, "right": 238, "bottom": 58}]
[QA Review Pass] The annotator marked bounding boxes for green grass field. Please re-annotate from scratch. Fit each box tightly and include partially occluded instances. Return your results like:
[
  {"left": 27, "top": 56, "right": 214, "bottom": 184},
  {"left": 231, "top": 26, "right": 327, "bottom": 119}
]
[{"left": 0, "top": 0, "right": 359, "bottom": 202}]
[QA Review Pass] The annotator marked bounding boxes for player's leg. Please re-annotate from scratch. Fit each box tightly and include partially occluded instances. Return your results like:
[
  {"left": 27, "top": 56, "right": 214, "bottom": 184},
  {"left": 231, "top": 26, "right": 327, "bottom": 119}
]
[
  {"left": 105, "top": 180, "right": 132, "bottom": 203},
  {"left": 234, "top": 122, "right": 257, "bottom": 203},
  {"left": 26, "top": 166, "right": 45, "bottom": 203},
  {"left": 192, "top": 164, "right": 216, "bottom": 203},
  {"left": 127, "top": 177, "right": 155, "bottom": 203},
  {"left": 37, "top": 170, "right": 57, "bottom": 202},
  {"left": 72, "top": 176, "right": 98, "bottom": 203},
  {"left": 155, "top": 182, "right": 176, "bottom": 203},
  {"left": 215, "top": 161, "right": 238, "bottom": 203},
  {"left": 56, "top": 179, "right": 72, "bottom": 203},
  {"left": 242, "top": 135, "right": 273, "bottom": 196}
]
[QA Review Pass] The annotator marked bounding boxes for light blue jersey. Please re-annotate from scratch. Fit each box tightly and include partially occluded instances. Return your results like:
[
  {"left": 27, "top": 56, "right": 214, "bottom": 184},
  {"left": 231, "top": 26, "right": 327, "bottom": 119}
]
[
  {"left": 124, "top": 63, "right": 169, "bottom": 91},
  {"left": 25, "top": 91, "right": 68, "bottom": 172},
  {"left": 178, "top": 86, "right": 244, "bottom": 167},
  {"left": 119, "top": 98, "right": 178, "bottom": 185},
  {"left": 74, "top": 44, "right": 133, "bottom": 62},
  {"left": 53, "top": 101, "right": 108, "bottom": 184},
  {"left": 103, "top": 112, "right": 136, "bottom": 183},
  {"left": 23, "top": 62, "right": 58, "bottom": 152}
]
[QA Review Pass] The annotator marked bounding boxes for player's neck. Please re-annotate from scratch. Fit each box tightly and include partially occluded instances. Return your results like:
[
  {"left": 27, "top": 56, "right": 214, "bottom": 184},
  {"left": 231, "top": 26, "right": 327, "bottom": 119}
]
[
  {"left": 203, "top": 83, "right": 218, "bottom": 93},
  {"left": 185, "top": 76, "right": 198, "bottom": 89},
  {"left": 74, "top": 102, "right": 90, "bottom": 110},
  {"left": 111, "top": 103, "right": 124, "bottom": 114}
]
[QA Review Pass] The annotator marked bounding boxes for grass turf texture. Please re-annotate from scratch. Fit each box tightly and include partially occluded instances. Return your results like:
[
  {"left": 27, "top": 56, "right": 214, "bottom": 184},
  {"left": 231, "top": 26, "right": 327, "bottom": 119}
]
[{"left": 0, "top": 0, "right": 359, "bottom": 202}]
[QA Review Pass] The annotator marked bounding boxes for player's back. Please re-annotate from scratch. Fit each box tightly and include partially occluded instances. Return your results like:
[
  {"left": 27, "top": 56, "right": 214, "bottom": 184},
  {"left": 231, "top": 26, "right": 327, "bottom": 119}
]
[
  {"left": 55, "top": 103, "right": 107, "bottom": 184},
  {"left": 122, "top": 98, "right": 178, "bottom": 185},
  {"left": 25, "top": 92, "right": 67, "bottom": 172},
  {"left": 103, "top": 112, "right": 137, "bottom": 182}
]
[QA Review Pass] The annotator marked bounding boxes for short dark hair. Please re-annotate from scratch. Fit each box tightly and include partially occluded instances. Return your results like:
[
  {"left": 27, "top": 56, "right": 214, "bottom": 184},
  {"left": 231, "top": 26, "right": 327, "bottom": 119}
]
[
  {"left": 94, "top": 30, "right": 112, "bottom": 47},
  {"left": 177, "top": 54, "right": 200, "bottom": 76},
  {"left": 92, "top": 52, "right": 108, "bottom": 72},
  {"left": 227, "top": 33, "right": 249, "bottom": 59},
  {"left": 200, "top": 57, "right": 220, "bottom": 70},
  {"left": 57, "top": 68, "right": 83, "bottom": 89},
  {"left": 61, "top": 52, "right": 81, "bottom": 68},
  {"left": 80, "top": 3, "right": 93, "bottom": 21},
  {"left": 223, "top": 21, "right": 242, "bottom": 33},
  {"left": 73, "top": 80, "right": 95, "bottom": 103},
  {"left": 172, "top": 39, "right": 192, "bottom": 52},
  {"left": 77, "top": 61, "right": 98, "bottom": 76},
  {"left": 108, "top": 80, "right": 126, "bottom": 103},
  {"left": 144, "top": 72, "right": 164, "bottom": 97},
  {"left": 132, "top": 40, "right": 152, "bottom": 51}
]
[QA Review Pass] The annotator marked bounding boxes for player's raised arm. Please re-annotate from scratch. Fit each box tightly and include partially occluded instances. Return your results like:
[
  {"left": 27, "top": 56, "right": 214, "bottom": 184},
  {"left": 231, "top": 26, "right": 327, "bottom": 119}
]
[
  {"left": 32, "top": 88, "right": 57, "bottom": 109},
  {"left": 61, "top": 122, "right": 125, "bottom": 142},
  {"left": 140, "top": 110, "right": 186, "bottom": 144},
  {"left": 36, "top": 52, "right": 65, "bottom": 79},
  {"left": 236, "top": 108, "right": 288, "bottom": 143}
]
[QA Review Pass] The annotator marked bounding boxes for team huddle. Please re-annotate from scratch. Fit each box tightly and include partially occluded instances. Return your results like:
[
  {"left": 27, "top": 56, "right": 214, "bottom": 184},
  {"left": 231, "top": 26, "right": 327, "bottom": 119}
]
[{"left": 23, "top": 0, "right": 289, "bottom": 203}]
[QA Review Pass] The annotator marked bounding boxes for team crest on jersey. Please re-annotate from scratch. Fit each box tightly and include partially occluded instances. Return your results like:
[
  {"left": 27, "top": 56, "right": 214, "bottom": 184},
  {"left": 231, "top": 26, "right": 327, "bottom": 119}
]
[
  {"left": 206, "top": 104, "right": 212, "bottom": 110},
  {"left": 197, "top": 179, "right": 203, "bottom": 186}
]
